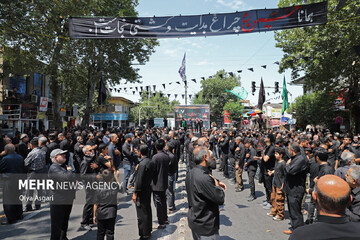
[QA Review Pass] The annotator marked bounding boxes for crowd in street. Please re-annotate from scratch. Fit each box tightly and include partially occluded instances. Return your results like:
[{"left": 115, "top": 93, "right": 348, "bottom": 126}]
[{"left": 1, "top": 125, "right": 360, "bottom": 240}]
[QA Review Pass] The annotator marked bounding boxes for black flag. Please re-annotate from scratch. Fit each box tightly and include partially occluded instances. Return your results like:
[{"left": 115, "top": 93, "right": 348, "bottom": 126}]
[
  {"left": 174, "top": 94, "right": 178, "bottom": 98},
  {"left": 167, "top": 94, "right": 171, "bottom": 98},
  {"left": 182, "top": 94, "right": 185, "bottom": 99},
  {"left": 162, "top": 84, "right": 166, "bottom": 89},
  {"left": 97, "top": 72, "right": 107, "bottom": 105},
  {"left": 248, "top": 68, "right": 254, "bottom": 72},
  {"left": 153, "top": 85, "right": 156, "bottom": 91},
  {"left": 135, "top": 87, "right": 138, "bottom": 91},
  {"left": 133, "top": 91, "right": 135, "bottom": 95},
  {"left": 140, "top": 86, "right": 143, "bottom": 91},
  {"left": 176, "top": 81, "right": 181, "bottom": 85},
  {"left": 261, "top": 65, "right": 267, "bottom": 69},
  {"left": 191, "top": 79, "right": 196, "bottom": 83},
  {"left": 257, "top": 77, "right": 265, "bottom": 110}
]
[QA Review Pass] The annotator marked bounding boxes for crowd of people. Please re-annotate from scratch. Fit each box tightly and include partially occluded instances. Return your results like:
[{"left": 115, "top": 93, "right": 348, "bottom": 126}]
[{"left": 1, "top": 125, "right": 360, "bottom": 239}]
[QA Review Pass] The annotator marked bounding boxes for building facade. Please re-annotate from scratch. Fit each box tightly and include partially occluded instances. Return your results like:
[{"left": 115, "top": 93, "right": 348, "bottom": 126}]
[{"left": 90, "top": 96, "right": 134, "bottom": 128}]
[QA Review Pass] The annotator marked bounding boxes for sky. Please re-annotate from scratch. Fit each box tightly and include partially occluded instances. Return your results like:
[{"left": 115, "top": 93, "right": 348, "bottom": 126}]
[{"left": 112, "top": 0, "right": 304, "bottom": 106}]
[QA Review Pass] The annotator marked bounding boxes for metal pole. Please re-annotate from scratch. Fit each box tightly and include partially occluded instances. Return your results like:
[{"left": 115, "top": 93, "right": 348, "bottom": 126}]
[
  {"left": 100, "top": 104, "right": 103, "bottom": 129},
  {"left": 185, "top": 80, "right": 188, "bottom": 105},
  {"left": 19, "top": 104, "right": 22, "bottom": 133}
]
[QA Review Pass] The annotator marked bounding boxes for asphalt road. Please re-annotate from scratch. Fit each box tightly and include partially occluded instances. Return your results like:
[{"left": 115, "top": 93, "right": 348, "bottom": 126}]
[{"left": 0, "top": 162, "right": 296, "bottom": 240}]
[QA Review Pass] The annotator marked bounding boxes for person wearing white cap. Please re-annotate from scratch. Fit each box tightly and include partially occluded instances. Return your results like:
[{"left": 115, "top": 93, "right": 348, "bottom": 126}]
[{"left": 48, "top": 149, "right": 75, "bottom": 240}]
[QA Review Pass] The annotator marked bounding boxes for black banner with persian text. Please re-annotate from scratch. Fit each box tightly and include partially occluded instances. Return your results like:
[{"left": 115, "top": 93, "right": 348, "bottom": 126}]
[{"left": 69, "top": 1, "right": 327, "bottom": 39}]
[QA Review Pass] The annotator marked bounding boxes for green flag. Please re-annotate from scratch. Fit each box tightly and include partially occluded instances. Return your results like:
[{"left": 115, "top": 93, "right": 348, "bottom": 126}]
[
  {"left": 225, "top": 86, "right": 248, "bottom": 100},
  {"left": 281, "top": 76, "right": 288, "bottom": 115}
]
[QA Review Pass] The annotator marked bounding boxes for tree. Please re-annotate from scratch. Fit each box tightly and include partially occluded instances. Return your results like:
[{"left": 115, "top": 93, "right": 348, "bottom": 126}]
[
  {"left": 275, "top": 0, "right": 360, "bottom": 133},
  {"left": 287, "top": 91, "right": 336, "bottom": 129},
  {"left": 0, "top": 0, "right": 158, "bottom": 128},
  {"left": 193, "top": 70, "right": 241, "bottom": 122},
  {"left": 223, "top": 100, "right": 244, "bottom": 121},
  {"left": 130, "top": 91, "right": 180, "bottom": 125}
]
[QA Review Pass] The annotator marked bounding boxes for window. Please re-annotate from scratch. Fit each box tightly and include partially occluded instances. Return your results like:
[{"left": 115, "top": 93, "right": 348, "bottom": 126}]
[
  {"left": 10, "top": 75, "right": 27, "bottom": 96},
  {"left": 33, "top": 73, "right": 43, "bottom": 97}
]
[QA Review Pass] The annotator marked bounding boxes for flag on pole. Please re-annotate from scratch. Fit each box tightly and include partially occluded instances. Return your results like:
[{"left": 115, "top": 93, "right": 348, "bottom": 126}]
[
  {"left": 97, "top": 72, "right": 107, "bottom": 105},
  {"left": 281, "top": 76, "right": 288, "bottom": 115},
  {"left": 257, "top": 77, "right": 265, "bottom": 110},
  {"left": 178, "top": 53, "right": 186, "bottom": 81}
]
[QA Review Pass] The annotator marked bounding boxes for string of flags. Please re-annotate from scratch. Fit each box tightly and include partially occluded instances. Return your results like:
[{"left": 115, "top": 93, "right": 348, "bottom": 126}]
[
  {"left": 106, "top": 87, "right": 234, "bottom": 100},
  {"left": 108, "top": 61, "right": 284, "bottom": 96}
]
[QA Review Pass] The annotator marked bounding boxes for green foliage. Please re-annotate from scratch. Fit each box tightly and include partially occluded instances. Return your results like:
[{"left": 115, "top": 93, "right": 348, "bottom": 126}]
[
  {"left": 223, "top": 100, "right": 244, "bottom": 120},
  {"left": 275, "top": 0, "right": 360, "bottom": 132},
  {"left": 130, "top": 91, "right": 180, "bottom": 124},
  {"left": 288, "top": 91, "right": 336, "bottom": 128},
  {"left": 0, "top": 0, "right": 158, "bottom": 127},
  {"left": 193, "top": 70, "right": 241, "bottom": 121}
]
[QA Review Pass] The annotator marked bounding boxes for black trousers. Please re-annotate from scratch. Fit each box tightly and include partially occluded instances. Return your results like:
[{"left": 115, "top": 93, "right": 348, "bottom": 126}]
[
  {"left": 136, "top": 190, "right": 152, "bottom": 238},
  {"left": 287, "top": 192, "right": 305, "bottom": 230},
  {"left": 3, "top": 179, "right": 23, "bottom": 222},
  {"left": 263, "top": 173, "right": 273, "bottom": 203},
  {"left": 81, "top": 189, "right": 96, "bottom": 225},
  {"left": 221, "top": 154, "right": 229, "bottom": 177},
  {"left": 50, "top": 204, "right": 73, "bottom": 240},
  {"left": 228, "top": 158, "right": 236, "bottom": 181},
  {"left": 97, "top": 218, "right": 115, "bottom": 240},
  {"left": 153, "top": 191, "right": 168, "bottom": 225},
  {"left": 3, "top": 204, "right": 22, "bottom": 223},
  {"left": 247, "top": 170, "right": 256, "bottom": 197},
  {"left": 166, "top": 174, "right": 176, "bottom": 210}
]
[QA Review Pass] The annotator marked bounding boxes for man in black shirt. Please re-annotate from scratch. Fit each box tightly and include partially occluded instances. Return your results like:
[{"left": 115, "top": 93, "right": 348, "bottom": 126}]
[
  {"left": 244, "top": 138, "right": 258, "bottom": 201},
  {"left": 166, "top": 141, "right": 177, "bottom": 212},
  {"left": 218, "top": 131, "right": 230, "bottom": 177},
  {"left": 73, "top": 136, "right": 84, "bottom": 173},
  {"left": 151, "top": 139, "right": 170, "bottom": 229},
  {"left": 186, "top": 146, "right": 226, "bottom": 239},
  {"left": 289, "top": 175, "right": 360, "bottom": 240},
  {"left": 235, "top": 137, "right": 246, "bottom": 192},
  {"left": 59, "top": 133, "right": 71, "bottom": 165},
  {"left": 96, "top": 143, "right": 113, "bottom": 173},
  {"left": 122, "top": 134, "right": 135, "bottom": 192},
  {"left": 262, "top": 134, "right": 276, "bottom": 210},
  {"left": 228, "top": 131, "right": 237, "bottom": 185},
  {"left": 47, "top": 133, "right": 59, "bottom": 166},
  {"left": 48, "top": 149, "right": 76, "bottom": 240},
  {"left": 17, "top": 134, "right": 30, "bottom": 159},
  {"left": 133, "top": 145, "right": 154, "bottom": 240},
  {"left": 314, "top": 146, "right": 334, "bottom": 180},
  {"left": 345, "top": 165, "right": 360, "bottom": 222},
  {"left": 284, "top": 144, "right": 308, "bottom": 235}
]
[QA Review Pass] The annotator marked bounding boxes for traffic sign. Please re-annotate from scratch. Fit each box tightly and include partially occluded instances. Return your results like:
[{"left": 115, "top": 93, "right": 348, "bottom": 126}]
[{"left": 335, "top": 116, "right": 343, "bottom": 125}]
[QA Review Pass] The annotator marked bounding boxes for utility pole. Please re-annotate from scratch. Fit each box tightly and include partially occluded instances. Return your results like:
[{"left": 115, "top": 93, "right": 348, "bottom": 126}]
[{"left": 184, "top": 80, "right": 188, "bottom": 105}]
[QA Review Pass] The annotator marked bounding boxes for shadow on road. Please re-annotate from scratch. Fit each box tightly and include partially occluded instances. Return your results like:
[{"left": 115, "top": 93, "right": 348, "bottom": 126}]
[
  {"left": 220, "top": 214, "right": 232, "bottom": 227},
  {"left": 220, "top": 236, "right": 236, "bottom": 240},
  {"left": 235, "top": 204, "right": 248, "bottom": 209}
]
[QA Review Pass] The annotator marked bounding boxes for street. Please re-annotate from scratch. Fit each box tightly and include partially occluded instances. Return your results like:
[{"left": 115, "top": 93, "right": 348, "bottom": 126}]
[{"left": 0, "top": 162, "right": 295, "bottom": 240}]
